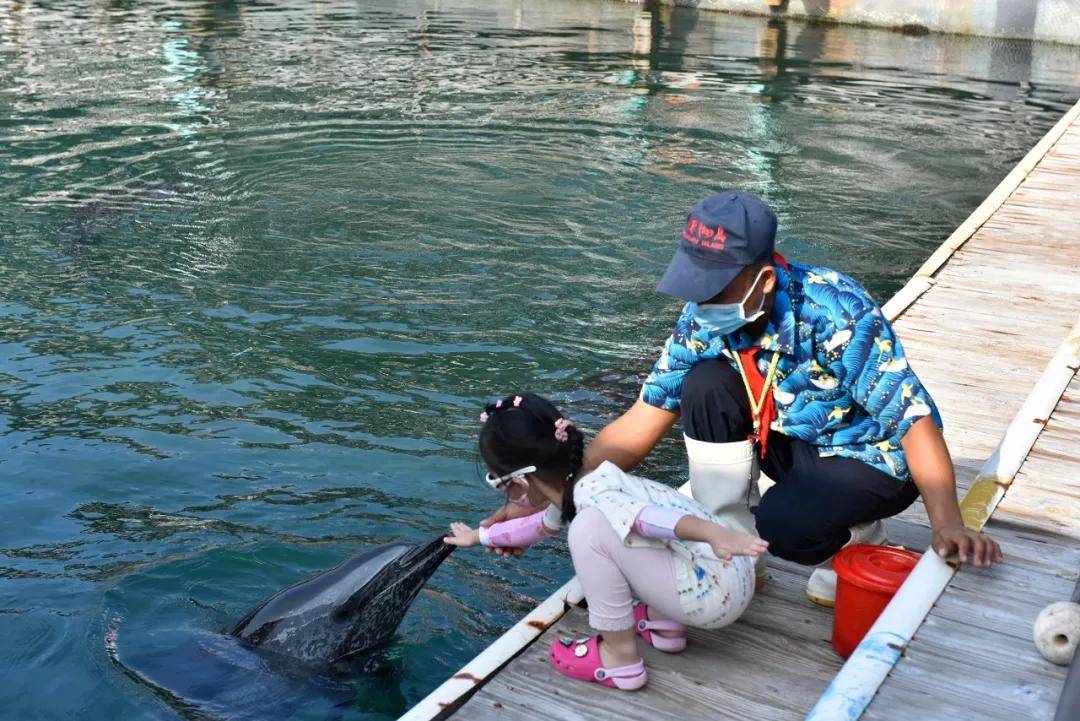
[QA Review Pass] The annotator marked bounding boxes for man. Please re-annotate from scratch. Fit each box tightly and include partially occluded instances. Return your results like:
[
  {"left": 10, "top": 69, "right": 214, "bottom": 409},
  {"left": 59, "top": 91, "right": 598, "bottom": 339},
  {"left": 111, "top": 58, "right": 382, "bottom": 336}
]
[{"left": 584, "top": 190, "right": 1002, "bottom": 605}]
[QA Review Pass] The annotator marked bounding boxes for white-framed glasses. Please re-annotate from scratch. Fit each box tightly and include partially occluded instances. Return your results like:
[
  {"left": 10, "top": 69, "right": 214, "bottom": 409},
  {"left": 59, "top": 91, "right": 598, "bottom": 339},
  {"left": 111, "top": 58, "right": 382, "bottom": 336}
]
[{"left": 484, "top": 465, "right": 536, "bottom": 500}]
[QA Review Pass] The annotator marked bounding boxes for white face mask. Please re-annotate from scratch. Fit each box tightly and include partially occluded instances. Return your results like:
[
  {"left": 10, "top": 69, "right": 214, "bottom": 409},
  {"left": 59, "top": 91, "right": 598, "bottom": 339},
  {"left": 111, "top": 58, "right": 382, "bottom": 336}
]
[{"left": 691, "top": 268, "right": 769, "bottom": 335}]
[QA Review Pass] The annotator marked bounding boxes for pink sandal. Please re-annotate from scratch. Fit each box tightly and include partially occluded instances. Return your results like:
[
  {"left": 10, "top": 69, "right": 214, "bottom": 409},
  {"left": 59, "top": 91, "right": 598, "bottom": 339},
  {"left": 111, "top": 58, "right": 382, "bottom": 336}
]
[
  {"left": 549, "top": 635, "right": 647, "bottom": 690},
  {"left": 633, "top": 602, "right": 687, "bottom": 653}
]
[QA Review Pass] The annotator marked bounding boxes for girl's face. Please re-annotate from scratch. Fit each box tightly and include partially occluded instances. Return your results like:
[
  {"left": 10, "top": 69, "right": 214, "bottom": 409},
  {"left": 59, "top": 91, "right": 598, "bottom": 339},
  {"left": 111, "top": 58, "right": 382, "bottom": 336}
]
[{"left": 484, "top": 464, "right": 537, "bottom": 505}]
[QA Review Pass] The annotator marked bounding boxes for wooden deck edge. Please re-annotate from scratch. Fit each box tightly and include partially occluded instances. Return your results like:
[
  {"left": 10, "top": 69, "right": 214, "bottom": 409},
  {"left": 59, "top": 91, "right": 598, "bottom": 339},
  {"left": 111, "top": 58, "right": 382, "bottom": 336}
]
[
  {"left": 399, "top": 577, "right": 585, "bottom": 721},
  {"left": 881, "top": 96, "right": 1080, "bottom": 322}
]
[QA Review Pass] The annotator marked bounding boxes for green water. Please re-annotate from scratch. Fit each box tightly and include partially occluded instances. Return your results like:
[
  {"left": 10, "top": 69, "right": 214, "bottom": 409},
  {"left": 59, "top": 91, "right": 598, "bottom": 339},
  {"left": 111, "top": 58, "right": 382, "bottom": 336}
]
[{"left": 1, "top": 1, "right": 1078, "bottom": 719}]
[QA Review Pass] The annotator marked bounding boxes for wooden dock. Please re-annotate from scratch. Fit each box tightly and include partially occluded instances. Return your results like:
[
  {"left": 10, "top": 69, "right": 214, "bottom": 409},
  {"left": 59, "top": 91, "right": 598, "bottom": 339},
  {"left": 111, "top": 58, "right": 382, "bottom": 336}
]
[{"left": 402, "top": 97, "right": 1080, "bottom": 721}]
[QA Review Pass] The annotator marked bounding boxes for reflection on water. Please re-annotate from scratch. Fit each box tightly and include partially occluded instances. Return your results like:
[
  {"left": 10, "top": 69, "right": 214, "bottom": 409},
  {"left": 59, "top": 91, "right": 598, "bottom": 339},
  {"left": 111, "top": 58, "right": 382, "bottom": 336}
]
[{"left": 0, "top": 0, "right": 1078, "bottom": 719}]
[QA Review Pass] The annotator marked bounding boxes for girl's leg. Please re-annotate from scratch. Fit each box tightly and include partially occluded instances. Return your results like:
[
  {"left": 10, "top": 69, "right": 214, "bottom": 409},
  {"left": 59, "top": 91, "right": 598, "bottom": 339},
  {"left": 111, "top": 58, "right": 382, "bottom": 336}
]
[
  {"left": 568, "top": 508, "right": 689, "bottom": 665},
  {"left": 567, "top": 507, "right": 641, "bottom": 668}
]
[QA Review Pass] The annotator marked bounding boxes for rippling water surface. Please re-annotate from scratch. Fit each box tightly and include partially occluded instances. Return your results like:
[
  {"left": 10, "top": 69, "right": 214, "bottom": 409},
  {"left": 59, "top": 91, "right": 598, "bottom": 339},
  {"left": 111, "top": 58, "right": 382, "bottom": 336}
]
[{"left": 2, "top": 1, "right": 1079, "bottom": 719}]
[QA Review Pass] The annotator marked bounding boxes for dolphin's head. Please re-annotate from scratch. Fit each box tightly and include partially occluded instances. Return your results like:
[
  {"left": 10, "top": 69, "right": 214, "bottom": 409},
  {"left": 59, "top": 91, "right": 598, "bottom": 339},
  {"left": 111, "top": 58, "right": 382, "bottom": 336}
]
[
  {"left": 332, "top": 537, "right": 453, "bottom": 623},
  {"left": 230, "top": 537, "right": 453, "bottom": 665}
]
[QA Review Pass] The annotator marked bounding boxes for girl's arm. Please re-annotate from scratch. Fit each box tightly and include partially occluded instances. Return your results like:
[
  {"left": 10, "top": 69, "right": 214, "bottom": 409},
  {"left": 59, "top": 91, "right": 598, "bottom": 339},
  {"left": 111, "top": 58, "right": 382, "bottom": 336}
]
[
  {"left": 632, "top": 506, "right": 769, "bottom": 560},
  {"left": 480, "top": 508, "right": 554, "bottom": 548},
  {"left": 444, "top": 507, "right": 561, "bottom": 549}
]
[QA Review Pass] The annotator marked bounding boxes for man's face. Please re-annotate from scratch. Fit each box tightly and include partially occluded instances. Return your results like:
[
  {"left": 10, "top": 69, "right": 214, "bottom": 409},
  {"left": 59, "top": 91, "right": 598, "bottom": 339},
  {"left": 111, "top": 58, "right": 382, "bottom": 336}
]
[{"left": 705, "top": 263, "right": 777, "bottom": 310}]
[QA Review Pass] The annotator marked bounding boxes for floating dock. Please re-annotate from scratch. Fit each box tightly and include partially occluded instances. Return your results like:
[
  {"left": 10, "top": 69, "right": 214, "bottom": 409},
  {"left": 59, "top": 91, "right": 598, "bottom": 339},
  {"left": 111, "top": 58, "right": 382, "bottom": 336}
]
[{"left": 401, "top": 96, "right": 1080, "bottom": 721}]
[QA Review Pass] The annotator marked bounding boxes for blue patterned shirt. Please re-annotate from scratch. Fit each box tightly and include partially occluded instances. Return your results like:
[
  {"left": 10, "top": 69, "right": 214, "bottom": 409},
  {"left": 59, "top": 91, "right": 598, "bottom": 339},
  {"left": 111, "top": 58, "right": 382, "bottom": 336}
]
[{"left": 640, "top": 260, "right": 943, "bottom": 482}]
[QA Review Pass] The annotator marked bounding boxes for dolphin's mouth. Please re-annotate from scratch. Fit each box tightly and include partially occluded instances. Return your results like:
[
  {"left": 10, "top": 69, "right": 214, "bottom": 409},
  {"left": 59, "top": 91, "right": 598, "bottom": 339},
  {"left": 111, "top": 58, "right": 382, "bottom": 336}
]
[
  {"left": 398, "top": 536, "right": 455, "bottom": 568},
  {"left": 334, "top": 536, "right": 453, "bottom": 621}
]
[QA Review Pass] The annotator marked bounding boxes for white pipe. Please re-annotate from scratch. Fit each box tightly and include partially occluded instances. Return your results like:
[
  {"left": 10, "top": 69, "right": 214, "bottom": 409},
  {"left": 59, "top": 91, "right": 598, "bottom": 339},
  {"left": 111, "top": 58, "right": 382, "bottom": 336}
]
[{"left": 806, "top": 317, "right": 1080, "bottom": 721}]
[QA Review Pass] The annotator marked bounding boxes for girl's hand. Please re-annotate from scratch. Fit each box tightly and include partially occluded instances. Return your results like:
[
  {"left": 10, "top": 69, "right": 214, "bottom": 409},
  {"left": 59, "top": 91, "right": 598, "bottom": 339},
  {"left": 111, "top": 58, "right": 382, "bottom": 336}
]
[
  {"left": 707, "top": 526, "right": 769, "bottom": 561},
  {"left": 443, "top": 522, "right": 482, "bottom": 548}
]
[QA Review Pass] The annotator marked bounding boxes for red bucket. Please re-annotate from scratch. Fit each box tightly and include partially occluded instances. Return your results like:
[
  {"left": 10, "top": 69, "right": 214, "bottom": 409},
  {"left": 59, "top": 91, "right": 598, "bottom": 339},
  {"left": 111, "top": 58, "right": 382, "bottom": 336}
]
[{"left": 831, "top": 544, "right": 920, "bottom": 657}]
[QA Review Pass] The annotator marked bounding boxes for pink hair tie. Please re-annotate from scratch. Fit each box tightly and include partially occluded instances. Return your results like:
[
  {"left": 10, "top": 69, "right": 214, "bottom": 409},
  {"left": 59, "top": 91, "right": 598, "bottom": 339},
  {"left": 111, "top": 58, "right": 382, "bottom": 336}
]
[
  {"left": 480, "top": 411, "right": 489, "bottom": 423},
  {"left": 513, "top": 396, "right": 523, "bottom": 407},
  {"left": 495, "top": 399, "right": 503, "bottom": 409},
  {"left": 554, "top": 418, "right": 572, "bottom": 442}
]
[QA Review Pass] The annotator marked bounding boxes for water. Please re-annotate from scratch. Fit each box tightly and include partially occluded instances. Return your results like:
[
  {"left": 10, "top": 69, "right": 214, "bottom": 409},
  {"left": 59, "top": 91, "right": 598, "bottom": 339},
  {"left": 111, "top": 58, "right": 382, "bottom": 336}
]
[{"left": 1, "top": 0, "right": 1078, "bottom": 719}]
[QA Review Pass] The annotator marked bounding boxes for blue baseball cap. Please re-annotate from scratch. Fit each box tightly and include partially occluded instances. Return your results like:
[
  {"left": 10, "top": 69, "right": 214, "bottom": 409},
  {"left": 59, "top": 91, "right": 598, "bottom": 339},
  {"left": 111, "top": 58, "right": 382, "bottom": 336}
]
[{"left": 656, "top": 191, "right": 778, "bottom": 302}]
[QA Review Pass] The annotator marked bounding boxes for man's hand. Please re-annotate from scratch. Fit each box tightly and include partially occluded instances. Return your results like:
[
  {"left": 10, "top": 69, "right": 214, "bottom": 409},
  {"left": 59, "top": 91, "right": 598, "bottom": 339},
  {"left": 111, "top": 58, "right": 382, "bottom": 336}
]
[
  {"left": 932, "top": 523, "right": 1003, "bottom": 567},
  {"left": 903, "top": 416, "right": 1004, "bottom": 568},
  {"left": 479, "top": 504, "right": 530, "bottom": 558}
]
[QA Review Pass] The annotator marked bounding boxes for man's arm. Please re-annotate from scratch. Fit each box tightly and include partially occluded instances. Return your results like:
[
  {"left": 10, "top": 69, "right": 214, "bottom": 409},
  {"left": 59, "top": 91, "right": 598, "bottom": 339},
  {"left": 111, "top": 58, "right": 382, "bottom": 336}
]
[
  {"left": 584, "top": 399, "right": 679, "bottom": 473},
  {"left": 831, "top": 298, "right": 1001, "bottom": 567},
  {"left": 902, "top": 415, "right": 1003, "bottom": 567}
]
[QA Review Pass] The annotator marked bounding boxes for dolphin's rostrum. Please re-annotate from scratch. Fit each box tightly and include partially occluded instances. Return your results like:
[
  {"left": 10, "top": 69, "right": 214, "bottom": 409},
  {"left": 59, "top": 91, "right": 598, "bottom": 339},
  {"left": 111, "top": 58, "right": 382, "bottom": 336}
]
[{"left": 230, "top": 536, "right": 453, "bottom": 665}]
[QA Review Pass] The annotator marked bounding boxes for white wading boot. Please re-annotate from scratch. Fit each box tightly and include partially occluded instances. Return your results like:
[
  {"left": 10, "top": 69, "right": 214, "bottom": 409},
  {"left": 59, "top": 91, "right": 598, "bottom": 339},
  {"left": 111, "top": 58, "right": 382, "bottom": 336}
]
[
  {"left": 805, "top": 519, "right": 888, "bottom": 608},
  {"left": 683, "top": 435, "right": 767, "bottom": 585}
]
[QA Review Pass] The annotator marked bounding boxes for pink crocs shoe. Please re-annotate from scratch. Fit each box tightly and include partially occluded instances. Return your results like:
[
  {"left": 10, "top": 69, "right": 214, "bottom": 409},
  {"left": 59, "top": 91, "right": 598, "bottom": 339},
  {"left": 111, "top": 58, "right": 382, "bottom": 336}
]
[
  {"left": 549, "top": 635, "right": 646, "bottom": 690},
  {"left": 633, "top": 602, "right": 687, "bottom": 653}
]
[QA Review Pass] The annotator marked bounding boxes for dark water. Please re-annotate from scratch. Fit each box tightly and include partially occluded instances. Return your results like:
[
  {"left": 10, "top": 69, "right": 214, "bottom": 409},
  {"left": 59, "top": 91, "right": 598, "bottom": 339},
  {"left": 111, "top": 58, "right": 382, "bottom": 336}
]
[{"left": 1, "top": 0, "right": 1078, "bottom": 719}]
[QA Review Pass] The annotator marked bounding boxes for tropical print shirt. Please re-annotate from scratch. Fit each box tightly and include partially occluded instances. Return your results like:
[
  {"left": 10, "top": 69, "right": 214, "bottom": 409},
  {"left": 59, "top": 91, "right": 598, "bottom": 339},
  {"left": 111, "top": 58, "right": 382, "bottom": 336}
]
[{"left": 640, "top": 260, "right": 943, "bottom": 482}]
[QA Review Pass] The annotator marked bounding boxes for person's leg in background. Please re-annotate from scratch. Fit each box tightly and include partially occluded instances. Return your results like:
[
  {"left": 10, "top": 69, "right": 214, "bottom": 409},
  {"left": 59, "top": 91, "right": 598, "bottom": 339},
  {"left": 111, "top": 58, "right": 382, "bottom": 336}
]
[{"left": 681, "top": 358, "right": 754, "bottom": 444}]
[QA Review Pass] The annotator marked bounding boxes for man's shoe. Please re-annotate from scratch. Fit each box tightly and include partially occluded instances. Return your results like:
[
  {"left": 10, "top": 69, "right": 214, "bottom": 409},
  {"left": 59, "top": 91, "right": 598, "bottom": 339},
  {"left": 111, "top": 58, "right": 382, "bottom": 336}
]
[
  {"left": 805, "top": 520, "right": 888, "bottom": 607},
  {"left": 806, "top": 565, "right": 838, "bottom": 608}
]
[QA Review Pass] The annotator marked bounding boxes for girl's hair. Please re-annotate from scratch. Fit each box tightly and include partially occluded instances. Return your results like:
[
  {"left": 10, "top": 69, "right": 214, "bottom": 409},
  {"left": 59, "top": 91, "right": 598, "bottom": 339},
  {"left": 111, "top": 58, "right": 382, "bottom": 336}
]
[{"left": 478, "top": 393, "right": 584, "bottom": 523}]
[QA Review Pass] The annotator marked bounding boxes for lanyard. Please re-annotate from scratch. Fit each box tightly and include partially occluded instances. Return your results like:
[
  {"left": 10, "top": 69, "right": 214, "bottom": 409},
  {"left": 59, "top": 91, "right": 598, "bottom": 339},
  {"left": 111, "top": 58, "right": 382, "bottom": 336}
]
[{"left": 733, "top": 349, "right": 780, "bottom": 441}]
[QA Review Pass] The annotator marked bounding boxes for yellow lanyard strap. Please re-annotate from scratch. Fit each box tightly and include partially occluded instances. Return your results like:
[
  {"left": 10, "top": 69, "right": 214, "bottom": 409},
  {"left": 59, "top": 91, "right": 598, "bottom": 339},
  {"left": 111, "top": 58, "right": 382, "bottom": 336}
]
[{"left": 733, "top": 350, "right": 781, "bottom": 434}]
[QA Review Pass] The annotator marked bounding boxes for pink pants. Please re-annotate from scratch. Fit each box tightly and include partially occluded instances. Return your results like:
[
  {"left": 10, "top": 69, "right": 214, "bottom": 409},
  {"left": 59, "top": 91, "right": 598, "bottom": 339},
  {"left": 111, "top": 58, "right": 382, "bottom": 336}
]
[{"left": 567, "top": 506, "right": 690, "bottom": 631}]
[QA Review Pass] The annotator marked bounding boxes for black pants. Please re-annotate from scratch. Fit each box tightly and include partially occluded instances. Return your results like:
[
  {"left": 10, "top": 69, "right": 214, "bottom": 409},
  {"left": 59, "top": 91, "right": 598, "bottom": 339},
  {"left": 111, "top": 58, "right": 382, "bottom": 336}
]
[{"left": 681, "top": 359, "right": 919, "bottom": 566}]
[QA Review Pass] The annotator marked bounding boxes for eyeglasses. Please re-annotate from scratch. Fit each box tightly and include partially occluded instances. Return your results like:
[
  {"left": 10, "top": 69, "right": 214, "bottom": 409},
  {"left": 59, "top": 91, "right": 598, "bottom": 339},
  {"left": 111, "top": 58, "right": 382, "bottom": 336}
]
[{"left": 484, "top": 465, "right": 536, "bottom": 501}]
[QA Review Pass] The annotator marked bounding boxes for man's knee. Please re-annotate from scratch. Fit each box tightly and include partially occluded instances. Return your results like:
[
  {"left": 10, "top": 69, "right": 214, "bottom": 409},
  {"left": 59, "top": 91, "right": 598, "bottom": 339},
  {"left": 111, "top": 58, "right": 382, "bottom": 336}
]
[
  {"left": 681, "top": 360, "right": 751, "bottom": 443},
  {"left": 755, "top": 491, "right": 846, "bottom": 566}
]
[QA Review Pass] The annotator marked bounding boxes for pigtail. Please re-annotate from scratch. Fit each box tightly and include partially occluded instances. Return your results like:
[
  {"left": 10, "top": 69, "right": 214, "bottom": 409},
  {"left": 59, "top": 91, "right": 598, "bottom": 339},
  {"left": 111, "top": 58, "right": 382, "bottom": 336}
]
[{"left": 559, "top": 424, "right": 585, "bottom": 524}]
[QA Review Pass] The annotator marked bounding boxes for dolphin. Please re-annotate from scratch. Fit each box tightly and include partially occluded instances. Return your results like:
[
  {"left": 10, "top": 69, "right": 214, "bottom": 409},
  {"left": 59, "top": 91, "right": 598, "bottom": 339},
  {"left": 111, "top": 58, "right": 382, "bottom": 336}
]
[{"left": 230, "top": 536, "right": 453, "bottom": 665}]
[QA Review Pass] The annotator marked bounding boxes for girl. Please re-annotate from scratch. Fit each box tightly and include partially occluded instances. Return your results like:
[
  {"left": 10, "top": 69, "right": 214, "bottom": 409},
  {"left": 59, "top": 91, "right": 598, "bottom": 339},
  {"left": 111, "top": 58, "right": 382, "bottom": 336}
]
[{"left": 445, "top": 393, "right": 767, "bottom": 691}]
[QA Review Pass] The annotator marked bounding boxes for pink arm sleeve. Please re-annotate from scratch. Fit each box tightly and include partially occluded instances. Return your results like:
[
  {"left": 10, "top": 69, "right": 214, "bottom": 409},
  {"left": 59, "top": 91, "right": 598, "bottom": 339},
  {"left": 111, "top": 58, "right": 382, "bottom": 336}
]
[
  {"left": 479, "top": 510, "right": 552, "bottom": 548},
  {"left": 633, "top": 506, "right": 688, "bottom": 541}
]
